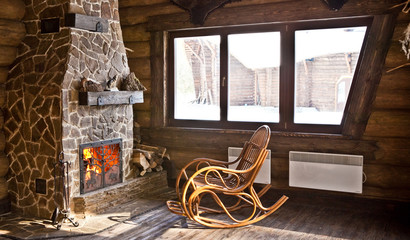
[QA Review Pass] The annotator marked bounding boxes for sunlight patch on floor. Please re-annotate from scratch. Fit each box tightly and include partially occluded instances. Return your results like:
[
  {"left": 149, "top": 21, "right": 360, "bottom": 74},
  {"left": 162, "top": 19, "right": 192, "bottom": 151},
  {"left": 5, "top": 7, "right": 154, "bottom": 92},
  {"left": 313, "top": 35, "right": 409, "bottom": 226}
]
[{"left": 156, "top": 223, "right": 352, "bottom": 240}]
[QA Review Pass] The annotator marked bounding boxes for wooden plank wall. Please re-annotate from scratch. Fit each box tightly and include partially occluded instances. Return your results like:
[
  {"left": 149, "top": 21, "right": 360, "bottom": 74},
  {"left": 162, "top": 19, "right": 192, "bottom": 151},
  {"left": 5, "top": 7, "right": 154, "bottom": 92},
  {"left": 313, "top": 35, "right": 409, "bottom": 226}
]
[
  {"left": 0, "top": 0, "right": 25, "bottom": 210},
  {"left": 119, "top": 0, "right": 410, "bottom": 201},
  {"left": 120, "top": 0, "right": 182, "bottom": 127},
  {"left": 362, "top": 11, "right": 410, "bottom": 200}
]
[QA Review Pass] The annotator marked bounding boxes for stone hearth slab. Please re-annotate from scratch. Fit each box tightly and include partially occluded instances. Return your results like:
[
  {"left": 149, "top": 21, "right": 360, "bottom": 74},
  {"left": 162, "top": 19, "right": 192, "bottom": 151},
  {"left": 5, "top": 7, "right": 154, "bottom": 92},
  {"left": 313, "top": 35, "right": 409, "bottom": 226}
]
[{"left": 73, "top": 169, "right": 168, "bottom": 216}]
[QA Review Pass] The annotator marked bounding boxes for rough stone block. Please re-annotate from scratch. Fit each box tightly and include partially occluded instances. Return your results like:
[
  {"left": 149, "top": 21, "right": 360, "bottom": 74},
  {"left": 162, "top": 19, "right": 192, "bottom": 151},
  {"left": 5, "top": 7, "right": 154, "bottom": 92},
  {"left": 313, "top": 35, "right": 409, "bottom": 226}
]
[{"left": 62, "top": 138, "right": 76, "bottom": 150}]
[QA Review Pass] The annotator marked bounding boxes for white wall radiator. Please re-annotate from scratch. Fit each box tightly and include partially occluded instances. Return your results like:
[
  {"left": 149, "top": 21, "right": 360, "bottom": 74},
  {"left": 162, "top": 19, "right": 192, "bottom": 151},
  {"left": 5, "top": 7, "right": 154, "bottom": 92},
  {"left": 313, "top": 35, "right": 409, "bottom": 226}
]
[
  {"left": 289, "top": 151, "right": 363, "bottom": 194},
  {"left": 228, "top": 147, "right": 271, "bottom": 184}
]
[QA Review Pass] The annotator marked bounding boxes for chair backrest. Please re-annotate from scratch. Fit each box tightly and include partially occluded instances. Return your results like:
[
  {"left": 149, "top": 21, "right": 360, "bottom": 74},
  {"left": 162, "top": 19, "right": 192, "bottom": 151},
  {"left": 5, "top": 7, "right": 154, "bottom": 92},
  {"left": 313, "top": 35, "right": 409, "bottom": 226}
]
[
  {"left": 248, "top": 125, "right": 270, "bottom": 149},
  {"left": 234, "top": 125, "right": 271, "bottom": 186}
]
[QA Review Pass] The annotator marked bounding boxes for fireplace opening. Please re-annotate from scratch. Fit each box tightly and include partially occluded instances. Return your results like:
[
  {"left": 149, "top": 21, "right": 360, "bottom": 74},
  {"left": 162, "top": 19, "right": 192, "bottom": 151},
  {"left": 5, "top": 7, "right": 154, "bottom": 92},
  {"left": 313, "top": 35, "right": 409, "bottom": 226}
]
[{"left": 79, "top": 139, "right": 123, "bottom": 194}]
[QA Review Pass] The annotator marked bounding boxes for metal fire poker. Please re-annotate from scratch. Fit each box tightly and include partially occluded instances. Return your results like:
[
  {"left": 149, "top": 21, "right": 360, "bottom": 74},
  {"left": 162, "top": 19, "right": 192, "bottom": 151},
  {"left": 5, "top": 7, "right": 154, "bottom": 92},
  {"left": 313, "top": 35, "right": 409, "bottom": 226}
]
[{"left": 52, "top": 151, "right": 79, "bottom": 230}]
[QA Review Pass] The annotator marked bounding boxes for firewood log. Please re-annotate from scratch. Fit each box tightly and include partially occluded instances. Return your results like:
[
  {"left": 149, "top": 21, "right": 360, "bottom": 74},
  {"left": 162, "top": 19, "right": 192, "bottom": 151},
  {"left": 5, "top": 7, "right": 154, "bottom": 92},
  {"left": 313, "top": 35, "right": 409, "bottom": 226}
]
[
  {"left": 154, "top": 165, "right": 163, "bottom": 172},
  {"left": 132, "top": 152, "right": 150, "bottom": 170},
  {"left": 133, "top": 149, "right": 154, "bottom": 160},
  {"left": 149, "top": 161, "right": 157, "bottom": 169},
  {"left": 153, "top": 155, "right": 164, "bottom": 165},
  {"left": 134, "top": 168, "right": 140, "bottom": 177},
  {"left": 135, "top": 144, "right": 166, "bottom": 158}
]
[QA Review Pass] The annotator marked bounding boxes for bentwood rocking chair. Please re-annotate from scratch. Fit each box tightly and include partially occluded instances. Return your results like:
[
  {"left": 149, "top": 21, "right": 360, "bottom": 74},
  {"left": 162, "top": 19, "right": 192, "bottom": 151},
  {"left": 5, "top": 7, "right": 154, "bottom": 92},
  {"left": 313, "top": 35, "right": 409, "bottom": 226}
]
[{"left": 166, "top": 125, "right": 288, "bottom": 228}]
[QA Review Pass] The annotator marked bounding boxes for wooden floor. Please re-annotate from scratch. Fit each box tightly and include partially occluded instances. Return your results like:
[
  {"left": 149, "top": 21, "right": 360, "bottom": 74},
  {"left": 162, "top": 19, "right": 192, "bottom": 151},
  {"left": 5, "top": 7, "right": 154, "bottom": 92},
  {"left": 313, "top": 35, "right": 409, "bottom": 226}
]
[{"left": 54, "top": 189, "right": 410, "bottom": 240}]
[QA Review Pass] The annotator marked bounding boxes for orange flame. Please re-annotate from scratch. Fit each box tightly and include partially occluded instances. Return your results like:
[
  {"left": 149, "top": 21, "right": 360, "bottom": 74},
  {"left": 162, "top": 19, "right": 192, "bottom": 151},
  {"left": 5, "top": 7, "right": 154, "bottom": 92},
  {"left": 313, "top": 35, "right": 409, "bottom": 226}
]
[
  {"left": 83, "top": 148, "right": 101, "bottom": 181},
  {"left": 83, "top": 145, "right": 120, "bottom": 180},
  {"left": 83, "top": 148, "right": 92, "bottom": 159},
  {"left": 85, "top": 163, "right": 101, "bottom": 181},
  {"left": 105, "top": 147, "right": 119, "bottom": 172}
]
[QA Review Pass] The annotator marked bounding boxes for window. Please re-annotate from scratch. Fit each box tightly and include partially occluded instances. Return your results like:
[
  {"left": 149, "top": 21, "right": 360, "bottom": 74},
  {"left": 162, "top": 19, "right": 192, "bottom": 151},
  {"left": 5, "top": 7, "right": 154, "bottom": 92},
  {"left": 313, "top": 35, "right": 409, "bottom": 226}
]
[
  {"left": 228, "top": 32, "right": 280, "bottom": 123},
  {"left": 168, "top": 18, "right": 371, "bottom": 133},
  {"left": 174, "top": 35, "right": 221, "bottom": 121},
  {"left": 294, "top": 27, "right": 367, "bottom": 125}
]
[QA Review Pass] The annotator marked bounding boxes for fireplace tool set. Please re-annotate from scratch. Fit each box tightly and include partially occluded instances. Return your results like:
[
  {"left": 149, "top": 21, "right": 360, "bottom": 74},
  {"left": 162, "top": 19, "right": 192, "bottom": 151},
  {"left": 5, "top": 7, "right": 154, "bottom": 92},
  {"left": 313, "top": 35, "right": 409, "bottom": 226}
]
[{"left": 52, "top": 151, "right": 79, "bottom": 230}]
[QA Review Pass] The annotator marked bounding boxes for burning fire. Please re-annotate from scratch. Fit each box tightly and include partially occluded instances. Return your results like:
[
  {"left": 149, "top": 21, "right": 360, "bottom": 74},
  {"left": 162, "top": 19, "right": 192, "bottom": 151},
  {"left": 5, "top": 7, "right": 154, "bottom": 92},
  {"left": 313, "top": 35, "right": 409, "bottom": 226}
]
[
  {"left": 85, "top": 163, "right": 101, "bottom": 180},
  {"left": 83, "top": 148, "right": 102, "bottom": 181},
  {"left": 104, "top": 147, "right": 119, "bottom": 172},
  {"left": 83, "top": 146, "right": 120, "bottom": 181},
  {"left": 83, "top": 148, "right": 92, "bottom": 159}
]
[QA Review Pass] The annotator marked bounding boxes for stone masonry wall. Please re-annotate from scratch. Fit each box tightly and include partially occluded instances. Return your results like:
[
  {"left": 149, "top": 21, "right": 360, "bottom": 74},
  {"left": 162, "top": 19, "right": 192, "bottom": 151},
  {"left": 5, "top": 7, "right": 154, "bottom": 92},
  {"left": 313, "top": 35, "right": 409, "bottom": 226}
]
[
  {"left": 61, "top": 0, "right": 134, "bottom": 209},
  {"left": 6, "top": 0, "right": 69, "bottom": 218},
  {"left": 5, "top": 0, "right": 134, "bottom": 219}
]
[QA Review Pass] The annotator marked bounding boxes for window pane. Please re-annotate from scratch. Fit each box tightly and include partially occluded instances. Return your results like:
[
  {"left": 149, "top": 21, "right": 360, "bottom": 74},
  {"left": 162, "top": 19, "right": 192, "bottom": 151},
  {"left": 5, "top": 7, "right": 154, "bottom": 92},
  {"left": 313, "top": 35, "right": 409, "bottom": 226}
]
[
  {"left": 294, "top": 27, "right": 366, "bottom": 125},
  {"left": 174, "top": 36, "right": 220, "bottom": 120},
  {"left": 228, "top": 32, "right": 280, "bottom": 122}
]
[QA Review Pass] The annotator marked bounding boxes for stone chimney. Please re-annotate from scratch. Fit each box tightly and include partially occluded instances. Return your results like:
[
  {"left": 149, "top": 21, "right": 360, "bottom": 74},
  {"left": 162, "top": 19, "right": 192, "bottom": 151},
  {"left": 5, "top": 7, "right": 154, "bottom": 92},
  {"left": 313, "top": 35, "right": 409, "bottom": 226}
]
[{"left": 5, "top": 0, "right": 135, "bottom": 218}]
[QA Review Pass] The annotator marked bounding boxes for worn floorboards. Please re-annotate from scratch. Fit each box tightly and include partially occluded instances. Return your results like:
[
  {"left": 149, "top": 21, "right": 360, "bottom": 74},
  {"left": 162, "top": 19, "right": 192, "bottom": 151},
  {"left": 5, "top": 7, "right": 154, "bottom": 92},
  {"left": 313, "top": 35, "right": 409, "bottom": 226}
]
[
  {"left": 2, "top": 187, "right": 409, "bottom": 240},
  {"left": 54, "top": 191, "right": 409, "bottom": 240}
]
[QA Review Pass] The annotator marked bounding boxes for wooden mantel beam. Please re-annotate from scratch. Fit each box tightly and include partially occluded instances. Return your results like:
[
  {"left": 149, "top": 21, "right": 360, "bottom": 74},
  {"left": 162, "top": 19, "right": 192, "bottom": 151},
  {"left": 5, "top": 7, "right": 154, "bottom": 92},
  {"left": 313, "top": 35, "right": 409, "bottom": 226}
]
[{"left": 65, "top": 13, "right": 109, "bottom": 32}]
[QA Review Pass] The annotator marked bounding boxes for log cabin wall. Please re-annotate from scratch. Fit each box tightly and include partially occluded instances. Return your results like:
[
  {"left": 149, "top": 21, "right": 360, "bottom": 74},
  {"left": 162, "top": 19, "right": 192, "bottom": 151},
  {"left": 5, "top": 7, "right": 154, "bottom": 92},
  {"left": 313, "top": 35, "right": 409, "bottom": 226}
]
[
  {"left": 0, "top": 0, "right": 26, "bottom": 213},
  {"left": 119, "top": 0, "right": 410, "bottom": 202}
]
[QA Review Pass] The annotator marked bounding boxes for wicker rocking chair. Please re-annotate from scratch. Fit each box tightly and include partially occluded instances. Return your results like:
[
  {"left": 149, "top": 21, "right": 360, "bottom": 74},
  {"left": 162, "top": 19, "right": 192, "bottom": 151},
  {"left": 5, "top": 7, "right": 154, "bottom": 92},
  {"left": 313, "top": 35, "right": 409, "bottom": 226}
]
[{"left": 166, "top": 125, "right": 288, "bottom": 228}]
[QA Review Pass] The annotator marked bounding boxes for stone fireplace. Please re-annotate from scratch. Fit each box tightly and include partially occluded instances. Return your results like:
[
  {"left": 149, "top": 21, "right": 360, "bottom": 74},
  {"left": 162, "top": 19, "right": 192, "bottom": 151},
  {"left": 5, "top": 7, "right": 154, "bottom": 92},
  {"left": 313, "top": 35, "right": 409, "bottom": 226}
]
[{"left": 5, "top": 0, "right": 142, "bottom": 218}]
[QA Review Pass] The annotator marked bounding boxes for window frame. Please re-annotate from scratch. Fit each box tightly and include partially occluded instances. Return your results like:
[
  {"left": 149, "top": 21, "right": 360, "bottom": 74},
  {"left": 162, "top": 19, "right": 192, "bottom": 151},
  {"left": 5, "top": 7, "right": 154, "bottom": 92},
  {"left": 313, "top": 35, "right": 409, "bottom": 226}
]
[{"left": 167, "top": 17, "right": 373, "bottom": 133}]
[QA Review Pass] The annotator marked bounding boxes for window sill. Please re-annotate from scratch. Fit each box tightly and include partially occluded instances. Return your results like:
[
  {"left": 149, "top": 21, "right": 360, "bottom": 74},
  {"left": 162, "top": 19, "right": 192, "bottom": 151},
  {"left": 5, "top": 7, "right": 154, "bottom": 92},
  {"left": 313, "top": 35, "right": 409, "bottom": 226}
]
[{"left": 148, "top": 126, "right": 349, "bottom": 140}]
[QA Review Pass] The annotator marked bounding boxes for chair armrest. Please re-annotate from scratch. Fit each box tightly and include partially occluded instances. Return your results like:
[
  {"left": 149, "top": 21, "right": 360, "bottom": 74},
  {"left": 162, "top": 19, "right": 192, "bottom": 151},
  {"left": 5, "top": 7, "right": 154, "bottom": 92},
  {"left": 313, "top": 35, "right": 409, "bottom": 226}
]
[{"left": 192, "top": 158, "right": 231, "bottom": 171}]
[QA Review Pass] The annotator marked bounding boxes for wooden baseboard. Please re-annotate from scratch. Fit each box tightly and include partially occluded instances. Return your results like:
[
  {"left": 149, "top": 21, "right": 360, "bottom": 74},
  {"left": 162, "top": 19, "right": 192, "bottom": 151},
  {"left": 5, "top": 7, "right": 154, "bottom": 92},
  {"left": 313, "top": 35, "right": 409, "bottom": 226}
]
[{"left": 259, "top": 185, "right": 410, "bottom": 215}]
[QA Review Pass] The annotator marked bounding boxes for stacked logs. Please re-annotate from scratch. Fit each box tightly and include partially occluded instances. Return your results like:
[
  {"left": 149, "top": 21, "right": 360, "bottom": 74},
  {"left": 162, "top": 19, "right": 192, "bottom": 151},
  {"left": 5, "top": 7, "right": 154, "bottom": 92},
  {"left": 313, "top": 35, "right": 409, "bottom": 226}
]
[
  {"left": 132, "top": 144, "right": 170, "bottom": 176},
  {"left": 0, "top": 0, "right": 25, "bottom": 206}
]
